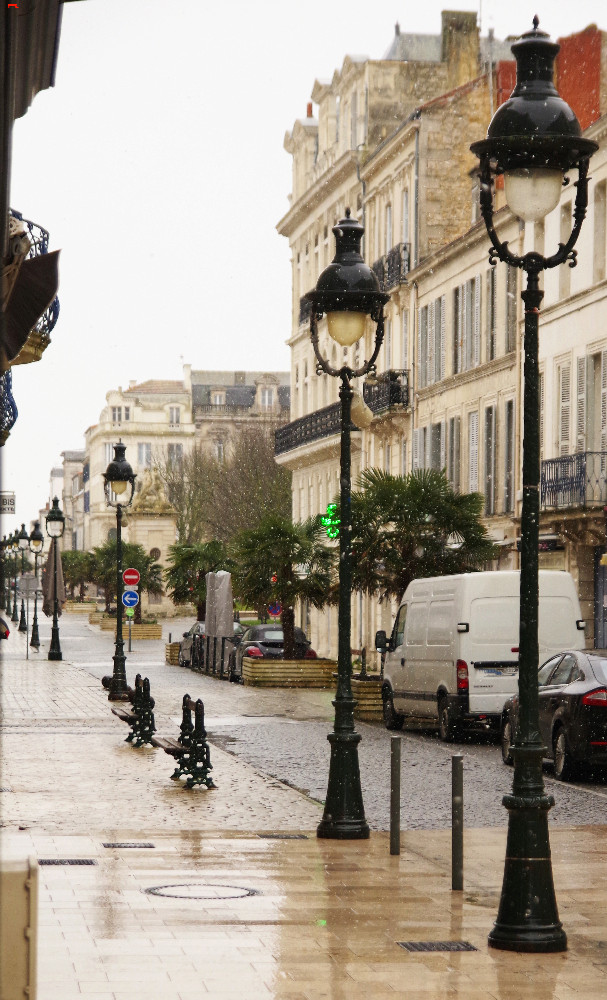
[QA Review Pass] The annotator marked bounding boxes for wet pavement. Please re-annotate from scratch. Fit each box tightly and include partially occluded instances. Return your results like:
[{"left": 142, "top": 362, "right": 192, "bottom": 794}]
[{"left": 2, "top": 613, "right": 607, "bottom": 998}]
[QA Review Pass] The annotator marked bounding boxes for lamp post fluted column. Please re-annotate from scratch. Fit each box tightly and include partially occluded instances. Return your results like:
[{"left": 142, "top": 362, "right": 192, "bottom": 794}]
[
  {"left": 103, "top": 442, "right": 136, "bottom": 702},
  {"left": 11, "top": 537, "right": 19, "bottom": 624},
  {"left": 18, "top": 523, "right": 29, "bottom": 632},
  {"left": 46, "top": 497, "right": 65, "bottom": 661},
  {"left": 471, "top": 18, "right": 597, "bottom": 952},
  {"left": 29, "top": 521, "right": 44, "bottom": 649},
  {"left": 307, "top": 209, "right": 387, "bottom": 840}
]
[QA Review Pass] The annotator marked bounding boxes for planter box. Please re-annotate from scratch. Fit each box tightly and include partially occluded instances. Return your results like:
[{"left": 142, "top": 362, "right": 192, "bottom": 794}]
[
  {"left": 165, "top": 642, "right": 180, "bottom": 665},
  {"left": 89, "top": 612, "right": 109, "bottom": 626},
  {"left": 352, "top": 677, "right": 383, "bottom": 721},
  {"left": 123, "top": 624, "right": 162, "bottom": 640},
  {"left": 65, "top": 600, "right": 96, "bottom": 613},
  {"left": 242, "top": 657, "right": 336, "bottom": 688}
]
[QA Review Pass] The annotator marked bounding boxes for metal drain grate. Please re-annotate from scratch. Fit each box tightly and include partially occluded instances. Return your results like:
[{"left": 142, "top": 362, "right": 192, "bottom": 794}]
[
  {"left": 257, "top": 834, "right": 309, "bottom": 840},
  {"left": 397, "top": 941, "right": 477, "bottom": 953},
  {"left": 145, "top": 883, "right": 260, "bottom": 900},
  {"left": 39, "top": 859, "right": 97, "bottom": 866},
  {"left": 102, "top": 842, "right": 155, "bottom": 849}
]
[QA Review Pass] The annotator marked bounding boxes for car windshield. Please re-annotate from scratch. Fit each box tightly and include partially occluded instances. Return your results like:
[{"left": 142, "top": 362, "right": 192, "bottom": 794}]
[{"left": 257, "top": 629, "right": 284, "bottom": 641}]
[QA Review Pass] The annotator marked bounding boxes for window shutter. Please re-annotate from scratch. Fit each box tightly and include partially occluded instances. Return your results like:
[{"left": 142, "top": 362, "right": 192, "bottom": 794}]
[
  {"left": 412, "top": 428, "right": 421, "bottom": 470},
  {"left": 539, "top": 372, "right": 544, "bottom": 463},
  {"left": 454, "top": 287, "right": 462, "bottom": 374},
  {"left": 402, "top": 311, "right": 408, "bottom": 370},
  {"left": 462, "top": 283, "right": 469, "bottom": 371},
  {"left": 601, "top": 351, "right": 607, "bottom": 452},
  {"left": 454, "top": 416, "right": 461, "bottom": 493},
  {"left": 418, "top": 307, "right": 425, "bottom": 389},
  {"left": 427, "top": 301, "right": 435, "bottom": 385},
  {"left": 576, "top": 356, "right": 586, "bottom": 453},
  {"left": 559, "top": 363, "right": 571, "bottom": 456},
  {"left": 468, "top": 411, "right": 479, "bottom": 492},
  {"left": 484, "top": 406, "right": 495, "bottom": 514},
  {"left": 473, "top": 275, "right": 481, "bottom": 368},
  {"left": 440, "top": 419, "right": 447, "bottom": 471},
  {"left": 440, "top": 295, "right": 446, "bottom": 380}
]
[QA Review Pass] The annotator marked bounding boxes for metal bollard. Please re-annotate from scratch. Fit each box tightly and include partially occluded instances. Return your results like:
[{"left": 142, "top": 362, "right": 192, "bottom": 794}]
[
  {"left": 168, "top": 632, "right": 172, "bottom": 644},
  {"left": 390, "top": 735, "right": 401, "bottom": 855},
  {"left": 452, "top": 753, "right": 464, "bottom": 890}
]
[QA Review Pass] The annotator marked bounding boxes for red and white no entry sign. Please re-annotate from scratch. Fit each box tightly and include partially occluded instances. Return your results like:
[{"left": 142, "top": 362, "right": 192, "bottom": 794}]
[{"left": 123, "top": 567, "right": 140, "bottom": 586}]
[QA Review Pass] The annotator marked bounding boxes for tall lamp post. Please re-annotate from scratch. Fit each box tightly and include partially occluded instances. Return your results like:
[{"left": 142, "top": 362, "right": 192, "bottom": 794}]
[
  {"left": 306, "top": 209, "right": 388, "bottom": 839},
  {"left": 2, "top": 537, "right": 11, "bottom": 611},
  {"left": 10, "top": 532, "right": 19, "bottom": 624},
  {"left": 17, "top": 523, "right": 29, "bottom": 632},
  {"left": 29, "top": 521, "right": 44, "bottom": 649},
  {"left": 0, "top": 536, "right": 6, "bottom": 610},
  {"left": 103, "top": 442, "right": 136, "bottom": 701},
  {"left": 45, "top": 497, "right": 65, "bottom": 661},
  {"left": 471, "top": 18, "right": 597, "bottom": 952}
]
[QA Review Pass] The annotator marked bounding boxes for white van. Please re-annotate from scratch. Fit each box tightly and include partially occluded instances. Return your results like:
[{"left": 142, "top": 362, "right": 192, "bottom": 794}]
[{"left": 375, "top": 570, "right": 585, "bottom": 741}]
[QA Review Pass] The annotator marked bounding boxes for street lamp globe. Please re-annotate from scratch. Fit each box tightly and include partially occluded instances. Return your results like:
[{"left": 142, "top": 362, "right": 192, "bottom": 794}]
[
  {"left": 46, "top": 497, "right": 65, "bottom": 538},
  {"left": 308, "top": 209, "right": 387, "bottom": 347},
  {"left": 18, "top": 524, "right": 29, "bottom": 550},
  {"left": 29, "top": 521, "right": 44, "bottom": 553},
  {"left": 103, "top": 442, "right": 135, "bottom": 506}
]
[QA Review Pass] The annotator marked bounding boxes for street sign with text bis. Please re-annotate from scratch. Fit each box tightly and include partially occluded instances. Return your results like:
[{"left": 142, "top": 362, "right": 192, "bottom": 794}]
[
  {"left": 123, "top": 568, "right": 140, "bottom": 586},
  {"left": 122, "top": 590, "right": 139, "bottom": 608}
]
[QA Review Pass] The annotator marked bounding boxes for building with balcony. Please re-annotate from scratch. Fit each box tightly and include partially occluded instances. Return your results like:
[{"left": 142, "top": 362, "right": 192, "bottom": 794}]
[
  {"left": 192, "top": 369, "right": 290, "bottom": 462},
  {"left": 277, "top": 14, "right": 607, "bottom": 657}
]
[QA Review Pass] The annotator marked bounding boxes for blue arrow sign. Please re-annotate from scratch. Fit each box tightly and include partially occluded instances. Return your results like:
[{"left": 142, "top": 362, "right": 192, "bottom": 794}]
[{"left": 122, "top": 590, "right": 139, "bottom": 608}]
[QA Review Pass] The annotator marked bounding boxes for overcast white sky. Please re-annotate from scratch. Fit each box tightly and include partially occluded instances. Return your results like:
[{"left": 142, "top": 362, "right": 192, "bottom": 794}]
[{"left": 2, "top": 0, "right": 605, "bottom": 536}]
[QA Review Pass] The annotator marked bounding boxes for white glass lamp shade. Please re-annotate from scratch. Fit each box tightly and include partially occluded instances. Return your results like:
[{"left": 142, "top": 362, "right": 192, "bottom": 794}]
[
  {"left": 351, "top": 389, "right": 373, "bottom": 429},
  {"left": 110, "top": 479, "right": 128, "bottom": 495},
  {"left": 46, "top": 518, "right": 63, "bottom": 538},
  {"left": 18, "top": 533, "right": 29, "bottom": 550},
  {"left": 504, "top": 166, "right": 563, "bottom": 222},
  {"left": 327, "top": 311, "right": 366, "bottom": 347},
  {"left": 30, "top": 537, "right": 43, "bottom": 552}
]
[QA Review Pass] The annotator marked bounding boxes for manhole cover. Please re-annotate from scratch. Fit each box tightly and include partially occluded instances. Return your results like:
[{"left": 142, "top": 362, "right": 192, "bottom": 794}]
[
  {"left": 397, "top": 941, "right": 477, "bottom": 953},
  {"left": 145, "top": 883, "right": 260, "bottom": 900}
]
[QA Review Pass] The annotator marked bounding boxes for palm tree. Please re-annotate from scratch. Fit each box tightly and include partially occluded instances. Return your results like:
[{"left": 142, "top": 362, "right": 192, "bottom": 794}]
[
  {"left": 231, "top": 514, "right": 334, "bottom": 658},
  {"left": 349, "top": 468, "right": 498, "bottom": 602},
  {"left": 164, "top": 540, "right": 228, "bottom": 621}
]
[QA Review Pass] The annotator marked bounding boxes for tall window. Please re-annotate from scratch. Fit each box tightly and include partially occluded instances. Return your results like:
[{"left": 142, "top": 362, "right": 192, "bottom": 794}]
[
  {"left": 447, "top": 416, "right": 460, "bottom": 492},
  {"left": 468, "top": 411, "right": 479, "bottom": 492},
  {"left": 138, "top": 443, "right": 151, "bottom": 468},
  {"left": 350, "top": 90, "right": 358, "bottom": 148},
  {"left": 486, "top": 267, "right": 496, "bottom": 362},
  {"left": 453, "top": 277, "right": 480, "bottom": 374},
  {"left": 385, "top": 204, "right": 392, "bottom": 254},
  {"left": 401, "top": 189, "right": 409, "bottom": 245},
  {"left": 594, "top": 180, "right": 607, "bottom": 285},
  {"left": 559, "top": 203, "right": 572, "bottom": 299},
  {"left": 430, "top": 422, "right": 445, "bottom": 471},
  {"left": 484, "top": 406, "right": 496, "bottom": 515},
  {"left": 212, "top": 392, "right": 224, "bottom": 405},
  {"left": 169, "top": 406, "right": 180, "bottom": 426},
  {"left": 111, "top": 406, "right": 122, "bottom": 423},
  {"left": 384, "top": 319, "right": 392, "bottom": 370},
  {"left": 167, "top": 443, "right": 183, "bottom": 466},
  {"left": 385, "top": 444, "right": 391, "bottom": 473},
  {"left": 124, "top": 406, "right": 130, "bottom": 422},
  {"left": 504, "top": 400, "right": 515, "bottom": 513},
  {"left": 418, "top": 296, "right": 445, "bottom": 388},
  {"left": 216, "top": 441, "right": 225, "bottom": 463},
  {"left": 401, "top": 438, "right": 407, "bottom": 475},
  {"left": 104, "top": 442, "right": 114, "bottom": 464},
  {"left": 506, "top": 266, "right": 517, "bottom": 352},
  {"left": 401, "top": 310, "right": 409, "bottom": 370}
]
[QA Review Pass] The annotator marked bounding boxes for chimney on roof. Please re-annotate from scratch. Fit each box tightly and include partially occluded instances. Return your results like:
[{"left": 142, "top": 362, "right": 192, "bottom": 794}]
[
  {"left": 306, "top": 102, "right": 313, "bottom": 118},
  {"left": 128, "top": 380, "right": 136, "bottom": 389},
  {"left": 395, "top": 22, "right": 400, "bottom": 36},
  {"left": 441, "top": 10, "right": 480, "bottom": 91}
]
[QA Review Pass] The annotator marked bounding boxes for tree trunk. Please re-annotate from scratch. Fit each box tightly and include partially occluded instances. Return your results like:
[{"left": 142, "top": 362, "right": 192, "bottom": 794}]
[
  {"left": 135, "top": 600, "right": 142, "bottom": 624},
  {"left": 282, "top": 605, "right": 296, "bottom": 659}
]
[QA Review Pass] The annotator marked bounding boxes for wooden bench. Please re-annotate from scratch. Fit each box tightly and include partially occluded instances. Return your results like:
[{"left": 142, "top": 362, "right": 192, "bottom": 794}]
[
  {"left": 151, "top": 694, "right": 216, "bottom": 789},
  {"left": 111, "top": 674, "right": 156, "bottom": 748}
]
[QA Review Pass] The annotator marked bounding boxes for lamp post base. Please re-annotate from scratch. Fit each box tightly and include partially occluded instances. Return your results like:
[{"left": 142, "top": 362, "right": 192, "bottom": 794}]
[
  {"left": 107, "top": 650, "right": 130, "bottom": 701},
  {"left": 489, "top": 747, "right": 567, "bottom": 953},
  {"left": 317, "top": 729, "right": 370, "bottom": 840},
  {"left": 19, "top": 600, "right": 27, "bottom": 632}
]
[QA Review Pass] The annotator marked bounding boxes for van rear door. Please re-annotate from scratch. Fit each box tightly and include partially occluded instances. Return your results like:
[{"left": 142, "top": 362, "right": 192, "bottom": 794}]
[{"left": 466, "top": 596, "right": 520, "bottom": 714}]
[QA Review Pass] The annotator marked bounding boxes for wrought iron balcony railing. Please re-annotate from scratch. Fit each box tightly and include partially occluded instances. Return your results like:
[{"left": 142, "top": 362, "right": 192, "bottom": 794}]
[
  {"left": 372, "top": 257, "right": 385, "bottom": 289},
  {"left": 275, "top": 370, "right": 409, "bottom": 456},
  {"left": 385, "top": 243, "right": 410, "bottom": 290},
  {"left": 299, "top": 294, "right": 313, "bottom": 325},
  {"left": 540, "top": 451, "right": 607, "bottom": 510},
  {"left": 9, "top": 209, "right": 60, "bottom": 339}
]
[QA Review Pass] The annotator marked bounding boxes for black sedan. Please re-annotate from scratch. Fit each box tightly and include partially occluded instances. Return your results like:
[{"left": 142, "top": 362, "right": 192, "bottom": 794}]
[
  {"left": 500, "top": 649, "right": 607, "bottom": 780},
  {"left": 229, "top": 624, "right": 317, "bottom": 681}
]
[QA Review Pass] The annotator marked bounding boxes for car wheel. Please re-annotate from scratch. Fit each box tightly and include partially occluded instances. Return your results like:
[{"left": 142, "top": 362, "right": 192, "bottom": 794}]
[
  {"left": 501, "top": 715, "right": 514, "bottom": 766},
  {"left": 382, "top": 687, "right": 404, "bottom": 730},
  {"left": 178, "top": 649, "right": 189, "bottom": 668},
  {"left": 553, "top": 728, "right": 577, "bottom": 782},
  {"left": 438, "top": 697, "right": 458, "bottom": 743}
]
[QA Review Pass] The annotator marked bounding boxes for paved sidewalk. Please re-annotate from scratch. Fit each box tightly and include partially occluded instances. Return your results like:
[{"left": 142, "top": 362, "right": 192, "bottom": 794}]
[{"left": 2, "top": 622, "right": 607, "bottom": 998}]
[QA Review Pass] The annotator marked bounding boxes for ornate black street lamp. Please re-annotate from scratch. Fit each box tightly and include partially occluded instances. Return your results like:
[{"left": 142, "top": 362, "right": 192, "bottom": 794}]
[
  {"left": 471, "top": 18, "right": 597, "bottom": 953},
  {"left": 45, "top": 497, "right": 65, "bottom": 661},
  {"left": 10, "top": 531, "right": 19, "bottom": 624},
  {"left": 306, "top": 209, "right": 388, "bottom": 839},
  {"left": 29, "top": 521, "right": 44, "bottom": 649},
  {"left": 2, "top": 537, "right": 10, "bottom": 611},
  {"left": 17, "top": 523, "right": 29, "bottom": 632},
  {"left": 0, "top": 536, "right": 6, "bottom": 610},
  {"left": 103, "top": 442, "right": 136, "bottom": 701}
]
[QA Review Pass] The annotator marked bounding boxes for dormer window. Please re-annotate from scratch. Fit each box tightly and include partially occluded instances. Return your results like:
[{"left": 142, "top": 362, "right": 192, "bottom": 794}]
[
  {"left": 212, "top": 392, "right": 225, "bottom": 406},
  {"left": 260, "top": 388, "right": 274, "bottom": 410},
  {"left": 169, "top": 406, "right": 180, "bottom": 426}
]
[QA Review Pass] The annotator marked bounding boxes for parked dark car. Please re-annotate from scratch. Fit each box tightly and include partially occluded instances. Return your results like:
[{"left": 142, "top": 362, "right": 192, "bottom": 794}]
[
  {"left": 0, "top": 618, "right": 9, "bottom": 639},
  {"left": 500, "top": 649, "right": 607, "bottom": 780},
  {"left": 179, "top": 620, "right": 244, "bottom": 667},
  {"left": 229, "top": 624, "right": 317, "bottom": 681}
]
